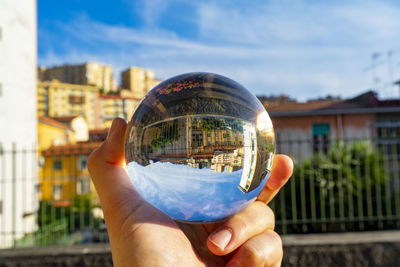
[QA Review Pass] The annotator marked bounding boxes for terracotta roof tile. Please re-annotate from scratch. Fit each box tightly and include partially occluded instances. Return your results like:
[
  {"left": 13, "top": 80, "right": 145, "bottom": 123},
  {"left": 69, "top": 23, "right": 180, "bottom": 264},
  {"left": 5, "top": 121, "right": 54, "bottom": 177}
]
[
  {"left": 52, "top": 116, "right": 78, "bottom": 123},
  {"left": 39, "top": 116, "right": 72, "bottom": 131},
  {"left": 265, "top": 100, "right": 339, "bottom": 112},
  {"left": 42, "top": 142, "right": 102, "bottom": 156}
]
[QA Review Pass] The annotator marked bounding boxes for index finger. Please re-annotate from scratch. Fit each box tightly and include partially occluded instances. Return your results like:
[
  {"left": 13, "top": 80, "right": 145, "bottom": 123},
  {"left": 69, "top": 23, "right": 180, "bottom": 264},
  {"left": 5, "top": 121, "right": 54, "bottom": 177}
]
[{"left": 257, "top": 154, "right": 293, "bottom": 203}]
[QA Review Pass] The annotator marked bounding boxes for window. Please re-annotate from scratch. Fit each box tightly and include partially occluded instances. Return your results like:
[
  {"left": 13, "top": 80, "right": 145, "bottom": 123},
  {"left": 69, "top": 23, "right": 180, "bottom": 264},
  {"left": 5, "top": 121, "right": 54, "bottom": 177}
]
[
  {"left": 376, "top": 121, "right": 400, "bottom": 160},
  {"left": 77, "top": 155, "right": 88, "bottom": 170},
  {"left": 52, "top": 185, "right": 63, "bottom": 200},
  {"left": 52, "top": 159, "right": 62, "bottom": 170},
  {"left": 77, "top": 178, "right": 91, "bottom": 194},
  {"left": 312, "top": 123, "right": 330, "bottom": 153},
  {"left": 38, "top": 156, "right": 45, "bottom": 167},
  {"left": 69, "top": 95, "right": 85, "bottom": 104}
]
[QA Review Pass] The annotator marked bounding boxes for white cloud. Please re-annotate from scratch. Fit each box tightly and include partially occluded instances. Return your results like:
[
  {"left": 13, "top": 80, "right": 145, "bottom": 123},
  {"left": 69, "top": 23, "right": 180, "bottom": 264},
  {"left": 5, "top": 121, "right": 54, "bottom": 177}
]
[
  {"left": 38, "top": 0, "right": 400, "bottom": 99},
  {"left": 127, "top": 161, "right": 261, "bottom": 221}
]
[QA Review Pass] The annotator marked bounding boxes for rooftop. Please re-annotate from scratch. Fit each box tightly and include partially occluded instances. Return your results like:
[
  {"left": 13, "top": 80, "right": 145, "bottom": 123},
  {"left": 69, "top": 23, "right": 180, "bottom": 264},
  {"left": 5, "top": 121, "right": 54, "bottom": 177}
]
[
  {"left": 38, "top": 116, "right": 71, "bottom": 131},
  {"left": 52, "top": 116, "right": 79, "bottom": 124},
  {"left": 42, "top": 142, "right": 102, "bottom": 156},
  {"left": 263, "top": 91, "right": 400, "bottom": 116},
  {"left": 100, "top": 94, "right": 140, "bottom": 100}
]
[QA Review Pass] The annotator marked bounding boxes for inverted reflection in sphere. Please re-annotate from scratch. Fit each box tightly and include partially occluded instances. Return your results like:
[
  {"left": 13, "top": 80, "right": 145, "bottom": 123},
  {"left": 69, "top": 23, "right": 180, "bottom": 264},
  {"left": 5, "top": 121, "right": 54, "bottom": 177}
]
[{"left": 125, "top": 72, "right": 275, "bottom": 223}]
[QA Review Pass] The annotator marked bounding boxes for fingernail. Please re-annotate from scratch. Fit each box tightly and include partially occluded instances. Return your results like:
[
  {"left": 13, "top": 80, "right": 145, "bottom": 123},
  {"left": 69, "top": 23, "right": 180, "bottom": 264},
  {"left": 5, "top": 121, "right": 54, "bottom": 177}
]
[
  {"left": 209, "top": 228, "right": 232, "bottom": 250},
  {"left": 226, "top": 262, "right": 240, "bottom": 267}
]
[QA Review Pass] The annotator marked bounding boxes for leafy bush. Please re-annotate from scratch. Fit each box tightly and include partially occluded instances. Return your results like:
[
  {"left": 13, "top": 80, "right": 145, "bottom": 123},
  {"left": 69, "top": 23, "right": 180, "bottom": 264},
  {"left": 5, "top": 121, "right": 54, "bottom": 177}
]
[{"left": 271, "top": 141, "right": 393, "bottom": 233}]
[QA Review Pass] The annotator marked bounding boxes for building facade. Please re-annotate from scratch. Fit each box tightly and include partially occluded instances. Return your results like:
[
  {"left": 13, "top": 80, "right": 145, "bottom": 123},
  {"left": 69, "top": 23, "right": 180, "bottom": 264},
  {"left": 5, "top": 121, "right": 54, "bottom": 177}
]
[
  {"left": 38, "top": 81, "right": 102, "bottom": 129},
  {"left": 265, "top": 91, "right": 400, "bottom": 162},
  {"left": 40, "top": 142, "right": 101, "bottom": 206},
  {"left": 100, "top": 94, "right": 139, "bottom": 128},
  {"left": 0, "top": 0, "right": 38, "bottom": 247},
  {"left": 38, "top": 62, "right": 117, "bottom": 92},
  {"left": 121, "top": 67, "right": 161, "bottom": 99},
  {"left": 38, "top": 116, "right": 75, "bottom": 151}
]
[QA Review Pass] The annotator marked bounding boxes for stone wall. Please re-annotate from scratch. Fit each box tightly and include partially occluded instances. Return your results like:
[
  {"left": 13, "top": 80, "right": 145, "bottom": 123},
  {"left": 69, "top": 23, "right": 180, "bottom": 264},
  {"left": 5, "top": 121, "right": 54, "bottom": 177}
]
[
  {"left": 0, "top": 231, "right": 399, "bottom": 267},
  {"left": 282, "top": 231, "right": 400, "bottom": 267},
  {"left": 0, "top": 244, "right": 113, "bottom": 267}
]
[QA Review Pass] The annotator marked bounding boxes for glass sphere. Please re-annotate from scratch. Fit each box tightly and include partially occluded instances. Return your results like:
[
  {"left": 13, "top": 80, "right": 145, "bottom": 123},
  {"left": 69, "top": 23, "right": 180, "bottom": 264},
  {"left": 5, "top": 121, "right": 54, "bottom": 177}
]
[{"left": 125, "top": 72, "right": 275, "bottom": 223}]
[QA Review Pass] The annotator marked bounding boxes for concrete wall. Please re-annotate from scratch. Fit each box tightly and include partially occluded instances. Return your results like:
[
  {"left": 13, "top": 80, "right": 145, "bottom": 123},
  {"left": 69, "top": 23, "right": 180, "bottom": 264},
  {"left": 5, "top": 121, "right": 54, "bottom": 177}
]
[
  {"left": 0, "top": 231, "right": 399, "bottom": 267},
  {"left": 272, "top": 113, "right": 375, "bottom": 160},
  {"left": 0, "top": 244, "right": 113, "bottom": 267},
  {"left": 272, "top": 114, "right": 375, "bottom": 140},
  {"left": 282, "top": 231, "right": 400, "bottom": 267},
  {"left": 0, "top": 0, "right": 38, "bottom": 247}
]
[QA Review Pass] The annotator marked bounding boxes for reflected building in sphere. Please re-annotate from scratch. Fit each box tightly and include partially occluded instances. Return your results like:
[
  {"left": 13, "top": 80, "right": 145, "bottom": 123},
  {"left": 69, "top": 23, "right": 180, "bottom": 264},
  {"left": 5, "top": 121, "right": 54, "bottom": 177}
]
[{"left": 125, "top": 72, "right": 275, "bottom": 222}]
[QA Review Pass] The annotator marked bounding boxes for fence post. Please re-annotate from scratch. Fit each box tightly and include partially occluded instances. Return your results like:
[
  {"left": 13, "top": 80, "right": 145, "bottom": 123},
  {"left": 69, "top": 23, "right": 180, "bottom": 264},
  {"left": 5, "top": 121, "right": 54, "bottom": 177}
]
[
  {"left": 0, "top": 143, "right": 4, "bottom": 247},
  {"left": 12, "top": 143, "right": 16, "bottom": 247}
]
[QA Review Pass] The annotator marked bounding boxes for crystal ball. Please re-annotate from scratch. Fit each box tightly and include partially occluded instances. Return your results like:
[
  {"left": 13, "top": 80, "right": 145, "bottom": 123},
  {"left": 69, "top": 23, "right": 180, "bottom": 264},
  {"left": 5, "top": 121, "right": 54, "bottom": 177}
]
[{"left": 125, "top": 72, "right": 275, "bottom": 223}]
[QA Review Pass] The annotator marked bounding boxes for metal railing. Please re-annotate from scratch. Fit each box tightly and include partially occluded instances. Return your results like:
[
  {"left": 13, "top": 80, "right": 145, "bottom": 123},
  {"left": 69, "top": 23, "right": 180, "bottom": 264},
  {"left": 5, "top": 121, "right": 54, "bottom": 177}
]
[
  {"left": 0, "top": 135, "right": 399, "bottom": 248},
  {"left": 271, "top": 135, "right": 400, "bottom": 234}
]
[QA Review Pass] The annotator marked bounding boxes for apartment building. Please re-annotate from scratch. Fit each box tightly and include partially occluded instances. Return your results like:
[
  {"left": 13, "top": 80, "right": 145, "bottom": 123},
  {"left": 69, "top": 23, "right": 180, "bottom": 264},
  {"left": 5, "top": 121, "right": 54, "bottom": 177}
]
[
  {"left": 38, "top": 81, "right": 102, "bottom": 129},
  {"left": 265, "top": 91, "right": 400, "bottom": 161},
  {"left": 40, "top": 142, "right": 101, "bottom": 206},
  {"left": 121, "top": 66, "right": 161, "bottom": 99},
  {"left": 100, "top": 94, "right": 139, "bottom": 128},
  {"left": 38, "top": 62, "right": 117, "bottom": 92}
]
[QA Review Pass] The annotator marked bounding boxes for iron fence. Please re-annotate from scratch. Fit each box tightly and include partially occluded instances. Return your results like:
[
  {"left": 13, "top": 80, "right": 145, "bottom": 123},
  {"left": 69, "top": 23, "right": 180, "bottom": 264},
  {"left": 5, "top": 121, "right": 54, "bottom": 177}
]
[
  {"left": 0, "top": 135, "right": 399, "bottom": 248},
  {"left": 272, "top": 134, "right": 400, "bottom": 234}
]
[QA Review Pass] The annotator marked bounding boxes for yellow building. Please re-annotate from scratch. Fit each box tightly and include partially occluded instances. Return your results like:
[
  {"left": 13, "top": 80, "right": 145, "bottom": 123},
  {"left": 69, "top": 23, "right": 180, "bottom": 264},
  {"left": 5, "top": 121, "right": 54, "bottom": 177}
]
[
  {"left": 38, "top": 80, "right": 102, "bottom": 129},
  {"left": 211, "top": 152, "right": 243, "bottom": 173},
  {"left": 38, "top": 116, "right": 76, "bottom": 151},
  {"left": 38, "top": 116, "right": 76, "bottom": 201},
  {"left": 121, "top": 66, "right": 161, "bottom": 99},
  {"left": 100, "top": 94, "right": 139, "bottom": 128},
  {"left": 51, "top": 116, "right": 89, "bottom": 142},
  {"left": 38, "top": 115, "right": 100, "bottom": 206},
  {"left": 40, "top": 142, "right": 101, "bottom": 206},
  {"left": 38, "top": 64, "right": 161, "bottom": 130},
  {"left": 38, "top": 62, "right": 117, "bottom": 92}
]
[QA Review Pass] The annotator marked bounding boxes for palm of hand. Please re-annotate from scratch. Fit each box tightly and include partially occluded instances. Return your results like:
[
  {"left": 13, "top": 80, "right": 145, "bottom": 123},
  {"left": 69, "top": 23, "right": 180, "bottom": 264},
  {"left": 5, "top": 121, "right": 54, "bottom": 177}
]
[
  {"left": 111, "top": 198, "right": 227, "bottom": 266},
  {"left": 88, "top": 118, "right": 292, "bottom": 267}
]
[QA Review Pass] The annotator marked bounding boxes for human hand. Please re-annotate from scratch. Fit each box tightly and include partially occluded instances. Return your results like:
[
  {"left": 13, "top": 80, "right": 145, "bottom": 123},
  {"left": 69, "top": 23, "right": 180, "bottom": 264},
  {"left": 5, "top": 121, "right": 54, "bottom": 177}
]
[{"left": 88, "top": 118, "right": 293, "bottom": 267}]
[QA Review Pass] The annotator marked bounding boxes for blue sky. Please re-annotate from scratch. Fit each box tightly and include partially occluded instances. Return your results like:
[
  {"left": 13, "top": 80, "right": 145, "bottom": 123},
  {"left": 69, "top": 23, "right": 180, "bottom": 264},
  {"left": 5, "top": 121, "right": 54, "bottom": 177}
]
[{"left": 38, "top": 0, "right": 400, "bottom": 100}]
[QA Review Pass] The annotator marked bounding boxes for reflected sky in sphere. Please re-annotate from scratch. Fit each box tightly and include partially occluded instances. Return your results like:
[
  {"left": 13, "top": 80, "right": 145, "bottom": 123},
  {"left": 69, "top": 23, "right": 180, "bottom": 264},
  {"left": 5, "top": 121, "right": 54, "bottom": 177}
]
[{"left": 125, "top": 72, "right": 275, "bottom": 223}]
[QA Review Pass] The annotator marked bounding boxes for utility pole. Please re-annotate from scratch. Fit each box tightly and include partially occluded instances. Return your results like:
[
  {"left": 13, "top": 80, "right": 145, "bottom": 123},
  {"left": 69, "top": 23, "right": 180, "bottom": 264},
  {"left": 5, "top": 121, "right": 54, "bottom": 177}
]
[
  {"left": 387, "top": 50, "right": 395, "bottom": 98},
  {"left": 371, "top": 52, "right": 381, "bottom": 90},
  {"left": 387, "top": 50, "right": 394, "bottom": 84}
]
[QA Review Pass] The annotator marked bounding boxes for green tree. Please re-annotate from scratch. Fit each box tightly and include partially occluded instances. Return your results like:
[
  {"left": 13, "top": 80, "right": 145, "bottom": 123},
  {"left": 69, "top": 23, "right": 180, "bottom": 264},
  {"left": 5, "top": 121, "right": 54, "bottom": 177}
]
[
  {"left": 272, "top": 141, "right": 390, "bottom": 233},
  {"left": 37, "top": 195, "right": 104, "bottom": 245},
  {"left": 150, "top": 120, "right": 180, "bottom": 150}
]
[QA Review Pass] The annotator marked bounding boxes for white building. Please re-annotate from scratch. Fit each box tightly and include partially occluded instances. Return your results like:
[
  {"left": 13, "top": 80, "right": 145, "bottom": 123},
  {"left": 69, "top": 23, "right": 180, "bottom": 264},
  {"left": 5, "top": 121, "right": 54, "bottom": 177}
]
[{"left": 0, "top": 0, "right": 38, "bottom": 247}]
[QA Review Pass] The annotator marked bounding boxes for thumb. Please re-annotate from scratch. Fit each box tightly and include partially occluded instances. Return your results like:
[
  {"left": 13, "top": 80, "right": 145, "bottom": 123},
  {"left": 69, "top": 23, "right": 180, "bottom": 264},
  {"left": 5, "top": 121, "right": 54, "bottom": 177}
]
[
  {"left": 88, "top": 118, "right": 141, "bottom": 214},
  {"left": 95, "top": 117, "right": 127, "bottom": 166}
]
